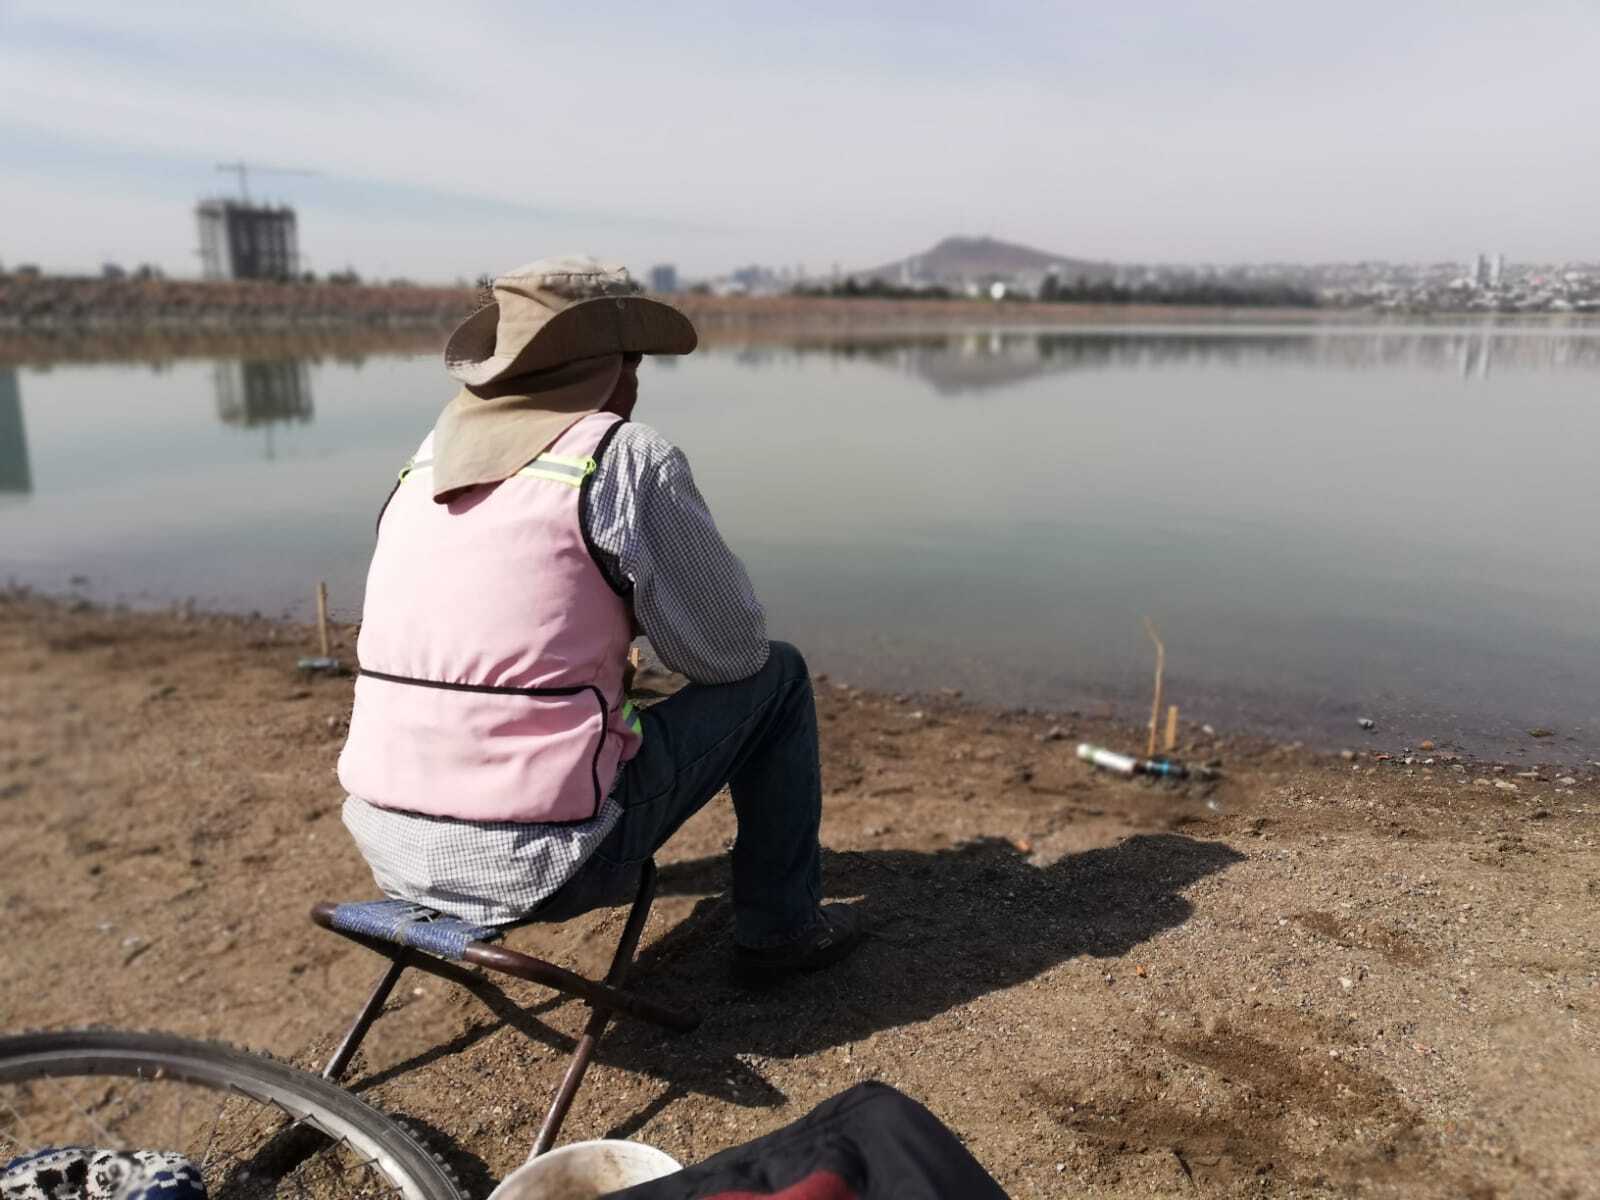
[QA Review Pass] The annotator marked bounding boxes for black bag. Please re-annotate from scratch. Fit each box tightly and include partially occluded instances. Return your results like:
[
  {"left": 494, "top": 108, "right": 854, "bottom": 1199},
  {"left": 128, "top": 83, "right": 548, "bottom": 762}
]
[{"left": 607, "top": 1082, "right": 1009, "bottom": 1199}]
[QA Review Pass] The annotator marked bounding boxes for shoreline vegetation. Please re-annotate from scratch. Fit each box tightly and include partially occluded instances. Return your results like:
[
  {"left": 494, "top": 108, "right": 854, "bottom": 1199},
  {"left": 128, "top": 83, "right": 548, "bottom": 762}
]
[
  {"left": 6, "top": 276, "right": 1594, "bottom": 368},
  {"left": 0, "top": 275, "right": 1341, "bottom": 360},
  {"left": 7, "top": 274, "right": 1597, "bottom": 363},
  {"left": 796, "top": 274, "right": 1321, "bottom": 308},
  {"left": 1, "top": 590, "right": 1595, "bottom": 1197},
  {"left": 2, "top": 277, "right": 1583, "bottom": 371}
]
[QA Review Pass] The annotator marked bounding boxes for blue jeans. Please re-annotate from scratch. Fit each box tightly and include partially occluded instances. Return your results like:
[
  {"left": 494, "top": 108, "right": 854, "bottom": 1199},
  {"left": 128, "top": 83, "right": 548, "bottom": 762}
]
[{"left": 539, "top": 641, "right": 823, "bottom": 948}]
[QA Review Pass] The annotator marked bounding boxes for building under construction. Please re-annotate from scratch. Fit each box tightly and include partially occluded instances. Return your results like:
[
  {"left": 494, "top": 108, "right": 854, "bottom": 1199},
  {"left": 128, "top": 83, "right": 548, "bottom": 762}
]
[{"left": 196, "top": 199, "right": 300, "bottom": 281}]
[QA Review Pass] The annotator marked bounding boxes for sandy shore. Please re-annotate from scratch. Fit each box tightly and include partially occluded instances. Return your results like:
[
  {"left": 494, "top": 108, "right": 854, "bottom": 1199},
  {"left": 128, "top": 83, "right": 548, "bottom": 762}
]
[{"left": 1, "top": 592, "right": 1596, "bottom": 1198}]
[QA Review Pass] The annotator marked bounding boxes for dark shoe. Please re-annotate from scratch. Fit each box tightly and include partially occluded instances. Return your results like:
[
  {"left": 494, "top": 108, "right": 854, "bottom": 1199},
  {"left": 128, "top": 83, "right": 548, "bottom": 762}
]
[{"left": 733, "top": 903, "right": 863, "bottom": 986}]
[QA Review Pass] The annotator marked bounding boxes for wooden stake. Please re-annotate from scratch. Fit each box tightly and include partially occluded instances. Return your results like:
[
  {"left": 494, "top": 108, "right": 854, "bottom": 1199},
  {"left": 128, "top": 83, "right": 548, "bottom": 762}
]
[
  {"left": 1165, "top": 704, "right": 1179, "bottom": 753},
  {"left": 316, "top": 581, "right": 331, "bottom": 658},
  {"left": 1144, "top": 617, "right": 1165, "bottom": 758}
]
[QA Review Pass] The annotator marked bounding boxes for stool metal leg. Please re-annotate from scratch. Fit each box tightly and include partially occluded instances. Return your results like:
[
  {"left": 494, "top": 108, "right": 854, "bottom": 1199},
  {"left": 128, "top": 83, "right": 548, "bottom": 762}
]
[
  {"left": 323, "top": 951, "right": 409, "bottom": 1081},
  {"left": 531, "top": 861, "right": 659, "bottom": 1156}
]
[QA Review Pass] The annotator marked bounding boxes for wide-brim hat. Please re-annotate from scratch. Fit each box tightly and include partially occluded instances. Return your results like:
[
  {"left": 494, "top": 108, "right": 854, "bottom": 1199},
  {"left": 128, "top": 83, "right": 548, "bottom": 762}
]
[{"left": 445, "top": 256, "right": 697, "bottom": 387}]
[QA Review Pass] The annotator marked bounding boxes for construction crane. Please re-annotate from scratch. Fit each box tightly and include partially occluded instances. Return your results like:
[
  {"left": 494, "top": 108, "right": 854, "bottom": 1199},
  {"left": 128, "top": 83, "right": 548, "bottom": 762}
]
[{"left": 215, "top": 162, "right": 319, "bottom": 204}]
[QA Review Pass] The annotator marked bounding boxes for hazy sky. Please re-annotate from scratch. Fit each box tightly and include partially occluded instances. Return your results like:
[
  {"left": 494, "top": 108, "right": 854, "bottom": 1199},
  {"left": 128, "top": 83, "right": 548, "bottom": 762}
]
[{"left": 2, "top": 1, "right": 1596, "bottom": 282}]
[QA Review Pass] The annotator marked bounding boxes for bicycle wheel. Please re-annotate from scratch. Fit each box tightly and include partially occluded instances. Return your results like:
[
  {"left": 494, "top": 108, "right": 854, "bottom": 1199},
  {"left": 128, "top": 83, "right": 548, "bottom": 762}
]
[{"left": 0, "top": 1030, "right": 461, "bottom": 1200}]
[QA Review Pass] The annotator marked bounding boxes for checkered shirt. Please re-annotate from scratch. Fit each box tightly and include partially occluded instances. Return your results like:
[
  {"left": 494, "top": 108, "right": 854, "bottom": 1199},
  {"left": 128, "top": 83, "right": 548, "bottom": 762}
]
[{"left": 342, "top": 421, "right": 768, "bottom": 925}]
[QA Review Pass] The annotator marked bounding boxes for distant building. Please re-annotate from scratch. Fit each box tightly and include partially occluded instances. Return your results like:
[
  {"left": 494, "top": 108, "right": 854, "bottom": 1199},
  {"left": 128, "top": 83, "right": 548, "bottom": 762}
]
[
  {"left": 1490, "top": 253, "right": 1505, "bottom": 288},
  {"left": 649, "top": 264, "right": 678, "bottom": 293},
  {"left": 1472, "top": 253, "right": 1491, "bottom": 289},
  {"left": 196, "top": 199, "right": 300, "bottom": 281}
]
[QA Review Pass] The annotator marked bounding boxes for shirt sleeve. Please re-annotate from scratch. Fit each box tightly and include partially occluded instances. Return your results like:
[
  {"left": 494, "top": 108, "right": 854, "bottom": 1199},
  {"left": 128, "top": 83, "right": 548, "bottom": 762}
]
[{"left": 585, "top": 424, "right": 770, "bottom": 684}]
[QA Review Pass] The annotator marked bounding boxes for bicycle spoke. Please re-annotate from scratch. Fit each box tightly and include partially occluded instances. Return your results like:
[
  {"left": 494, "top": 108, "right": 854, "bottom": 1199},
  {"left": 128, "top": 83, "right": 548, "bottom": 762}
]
[
  {"left": 200, "top": 1084, "right": 240, "bottom": 1171},
  {"left": 2, "top": 1095, "right": 44, "bottom": 1157},
  {"left": 46, "top": 1075, "right": 120, "bottom": 1148}
]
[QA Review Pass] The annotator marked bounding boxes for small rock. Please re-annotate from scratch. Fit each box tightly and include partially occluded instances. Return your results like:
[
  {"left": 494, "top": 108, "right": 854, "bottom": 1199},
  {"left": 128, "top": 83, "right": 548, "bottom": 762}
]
[
  {"left": 1358, "top": 718, "right": 1376, "bottom": 731},
  {"left": 1556, "top": 776, "right": 1576, "bottom": 786},
  {"left": 1037, "top": 725, "right": 1069, "bottom": 742},
  {"left": 1201, "top": 724, "right": 1216, "bottom": 736},
  {"left": 1339, "top": 976, "right": 1354, "bottom": 991},
  {"left": 1530, "top": 809, "right": 1551, "bottom": 820},
  {"left": 905, "top": 710, "right": 925, "bottom": 721},
  {"left": 1473, "top": 778, "right": 1492, "bottom": 788},
  {"left": 1493, "top": 780, "right": 1519, "bottom": 792},
  {"left": 1419, "top": 739, "right": 1435, "bottom": 751},
  {"left": 1515, "top": 771, "right": 1543, "bottom": 781},
  {"left": 1340, "top": 749, "right": 1357, "bottom": 761}
]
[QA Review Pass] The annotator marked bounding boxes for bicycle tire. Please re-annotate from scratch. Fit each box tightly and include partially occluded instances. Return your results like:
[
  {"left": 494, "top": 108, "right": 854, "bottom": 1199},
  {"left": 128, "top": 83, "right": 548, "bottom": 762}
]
[{"left": 0, "top": 1029, "right": 461, "bottom": 1200}]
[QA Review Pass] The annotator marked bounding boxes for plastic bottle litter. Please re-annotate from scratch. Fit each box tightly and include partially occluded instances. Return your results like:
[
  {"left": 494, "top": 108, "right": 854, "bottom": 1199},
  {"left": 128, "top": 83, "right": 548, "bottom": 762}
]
[
  {"left": 1077, "top": 744, "right": 1139, "bottom": 775},
  {"left": 1077, "top": 743, "right": 1211, "bottom": 781}
]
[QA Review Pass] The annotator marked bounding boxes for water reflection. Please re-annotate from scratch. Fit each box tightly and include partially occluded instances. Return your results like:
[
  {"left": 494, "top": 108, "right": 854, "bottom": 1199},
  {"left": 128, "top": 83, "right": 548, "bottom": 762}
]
[
  {"left": 1459, "top": 329, "right": 1493, "bottom": 381},
  {"left": 212, "top": 359, "right": 313, "bottom": 458},
  {"left": 722, "top": 325, "right": 1596, "bottom": 394},
  {"left": 2, "top": 324, "right": 1596, "bottom": 759},
  {"left": 0, "top": 368, "right": 30, "bottom": 496}
]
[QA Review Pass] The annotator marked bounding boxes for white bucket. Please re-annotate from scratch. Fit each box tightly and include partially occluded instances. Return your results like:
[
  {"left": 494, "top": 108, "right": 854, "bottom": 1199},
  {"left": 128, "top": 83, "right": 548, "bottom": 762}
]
[{"left": 487, "top": 1140, "right": 682, "bottom": 1200}]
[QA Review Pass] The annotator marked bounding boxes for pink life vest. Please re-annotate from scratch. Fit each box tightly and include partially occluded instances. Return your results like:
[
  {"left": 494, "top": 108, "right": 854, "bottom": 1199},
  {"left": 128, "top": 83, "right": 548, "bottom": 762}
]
[{"left": 337, "top": 411, "right": 642, "bottom": 824}]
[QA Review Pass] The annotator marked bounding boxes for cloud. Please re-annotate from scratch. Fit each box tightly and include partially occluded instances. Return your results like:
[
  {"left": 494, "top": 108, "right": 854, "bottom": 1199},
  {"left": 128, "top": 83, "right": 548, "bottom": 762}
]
[{"left": 2, "top": 0, "right": 1596, "bottom": 279}]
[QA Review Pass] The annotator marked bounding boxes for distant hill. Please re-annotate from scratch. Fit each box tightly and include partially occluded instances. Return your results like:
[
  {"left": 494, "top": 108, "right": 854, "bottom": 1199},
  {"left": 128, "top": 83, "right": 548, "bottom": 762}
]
[{"left": 859, "top": 236, "right": 1112, "bottom": 288}]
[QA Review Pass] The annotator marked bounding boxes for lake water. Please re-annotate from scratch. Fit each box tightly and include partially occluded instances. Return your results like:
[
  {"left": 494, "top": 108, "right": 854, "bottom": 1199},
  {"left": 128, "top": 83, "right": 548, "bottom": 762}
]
[{"left": 3, "top": 323, "right": 1597, "bottom": 760}]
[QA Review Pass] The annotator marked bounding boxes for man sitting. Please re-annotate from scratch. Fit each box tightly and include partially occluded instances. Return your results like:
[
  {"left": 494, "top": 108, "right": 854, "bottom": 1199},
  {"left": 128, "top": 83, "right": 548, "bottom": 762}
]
[{"left": 337, "top": 257, "right": 862, "bottom": 982}]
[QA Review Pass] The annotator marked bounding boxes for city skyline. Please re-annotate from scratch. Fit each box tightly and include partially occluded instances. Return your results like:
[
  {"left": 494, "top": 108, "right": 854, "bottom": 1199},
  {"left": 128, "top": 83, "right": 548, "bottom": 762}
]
[{"left": 4, "top": 1, "right": 1599, "bottom": 282}]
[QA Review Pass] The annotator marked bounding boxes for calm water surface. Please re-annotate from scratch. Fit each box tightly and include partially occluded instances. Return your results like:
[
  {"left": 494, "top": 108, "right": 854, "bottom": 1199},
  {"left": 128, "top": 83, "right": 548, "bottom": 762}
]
[{"left": 3, "top": 324, "right": 1596, "bottom": 760}]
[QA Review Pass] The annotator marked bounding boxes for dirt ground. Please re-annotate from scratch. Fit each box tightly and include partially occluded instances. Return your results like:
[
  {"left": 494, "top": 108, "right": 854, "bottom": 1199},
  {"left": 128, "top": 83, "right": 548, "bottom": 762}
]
[{"left": 1, "top": 593, "right": 1596, "bottom": 1199}]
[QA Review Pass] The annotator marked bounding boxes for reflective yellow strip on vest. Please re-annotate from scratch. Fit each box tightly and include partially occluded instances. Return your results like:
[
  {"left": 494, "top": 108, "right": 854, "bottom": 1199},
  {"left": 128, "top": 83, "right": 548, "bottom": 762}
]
[
  {"left": 515, "top": 454, "right": 597, "bottom": 488},
  {"left": 395, "top": 453, "right": 594, "bottom": 486},
  {"left": 621, "top": 699, "right": 643, "bottom": 736},
  {"left": 537, "top": 452, "right": 599, "bottom": 473}
]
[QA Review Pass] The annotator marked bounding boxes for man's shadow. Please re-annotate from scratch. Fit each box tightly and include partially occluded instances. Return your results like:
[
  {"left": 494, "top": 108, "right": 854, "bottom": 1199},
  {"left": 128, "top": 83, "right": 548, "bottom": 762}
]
[
  {"left": 589, "top": 832, "right": 1243, "bottom": 1134},
  {"left": 355, "top": 832, "right": 1242, "bottom": 1145},
  {"left": 646, "top": 833, "right": 1241, "bottom": 1045}
]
